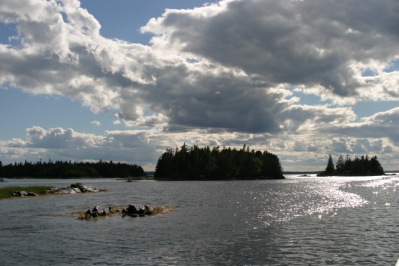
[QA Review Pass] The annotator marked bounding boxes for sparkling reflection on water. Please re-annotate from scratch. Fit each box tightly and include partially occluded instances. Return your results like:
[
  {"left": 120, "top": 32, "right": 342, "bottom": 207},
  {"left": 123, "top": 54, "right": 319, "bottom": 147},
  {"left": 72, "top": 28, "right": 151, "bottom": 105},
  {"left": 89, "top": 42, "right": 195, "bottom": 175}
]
[{"left": 0, "top": 175, "right": 398, "bottom": 265}]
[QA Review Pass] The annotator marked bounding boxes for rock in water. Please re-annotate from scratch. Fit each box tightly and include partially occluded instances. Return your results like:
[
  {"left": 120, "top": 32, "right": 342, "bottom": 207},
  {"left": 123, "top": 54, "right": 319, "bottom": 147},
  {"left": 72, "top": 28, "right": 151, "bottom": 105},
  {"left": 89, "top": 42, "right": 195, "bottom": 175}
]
[
  {"left": 122, "top": 204, "right": 139, "bottom": 217},
  {"left": 91, "top": 206, "right": 104, "bottom": 217},
  {"left": 71, "top": 187, "right": 81, "bottom": 193},
  {"left": 75, "top": 183, "right": 99, "bottom": 193},
  {"left": 144, "top": 205, "right": 154, "bottom": 215},
  {"left": 49, "top": 184, "right": 100, "bottom": 194},
  {"left": 127, "top": 205, "right": 138, "bottom": 214},
  {"left": 13, "top": 191, "right": 28, "bottom": 197}
]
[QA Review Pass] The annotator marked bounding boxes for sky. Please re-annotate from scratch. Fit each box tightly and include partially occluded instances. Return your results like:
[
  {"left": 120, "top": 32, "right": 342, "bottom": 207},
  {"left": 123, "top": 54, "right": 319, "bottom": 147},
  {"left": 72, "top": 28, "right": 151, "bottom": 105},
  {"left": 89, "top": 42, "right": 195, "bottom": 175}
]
[{"left": 0, "top": 0, "right": 398, "bottom": 172}]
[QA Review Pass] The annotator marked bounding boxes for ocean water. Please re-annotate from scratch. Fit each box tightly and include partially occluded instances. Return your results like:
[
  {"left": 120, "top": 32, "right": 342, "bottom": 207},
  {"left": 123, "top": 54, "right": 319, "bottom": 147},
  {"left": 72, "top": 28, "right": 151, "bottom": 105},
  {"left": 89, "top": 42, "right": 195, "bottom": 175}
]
[{"left": 0, "top": 175, "right": 398, "bottom": 265}]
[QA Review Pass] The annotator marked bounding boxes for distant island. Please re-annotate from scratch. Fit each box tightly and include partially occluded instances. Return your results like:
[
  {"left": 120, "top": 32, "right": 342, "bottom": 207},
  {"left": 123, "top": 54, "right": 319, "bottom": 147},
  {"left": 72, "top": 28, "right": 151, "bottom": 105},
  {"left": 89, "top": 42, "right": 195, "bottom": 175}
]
[
  {"left": 154, "top": 144, "right": 284, "bottom": 180},
  {"left": 0, "top": 160, "right": 145, "bottom": 178},
  {"left": 317, "top": 154, "right": 385, "bottom": 176}
]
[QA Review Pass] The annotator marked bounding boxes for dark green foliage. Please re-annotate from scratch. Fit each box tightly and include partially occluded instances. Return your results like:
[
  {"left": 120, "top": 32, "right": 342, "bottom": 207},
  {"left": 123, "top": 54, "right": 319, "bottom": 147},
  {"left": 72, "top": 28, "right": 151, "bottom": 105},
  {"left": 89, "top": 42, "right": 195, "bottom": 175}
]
[
  {"left": 318, "top": 154, "right": 385, "bottom": 176},
  {"left": 0, "top": 160, "right": 145, "bottom": 178},
  {"left": 325, "top": 154, "right": 335, "bottom": 175},
  {"left": 335, "top": 154, "right": 345, "bottom": 175},
  {"left": 155, "top": 144, "right": 284, "bottom": 180}
]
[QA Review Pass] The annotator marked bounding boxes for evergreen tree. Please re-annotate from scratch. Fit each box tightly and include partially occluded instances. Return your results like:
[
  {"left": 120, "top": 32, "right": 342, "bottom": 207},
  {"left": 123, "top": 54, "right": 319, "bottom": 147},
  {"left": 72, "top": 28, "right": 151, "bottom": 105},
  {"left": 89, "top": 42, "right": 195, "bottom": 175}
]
[
  {"left": 369, "top": 156, "right": 385, "bottom": 175},
  {"left": 335, "top": 154, "right": 344, "bottom": 175},
  {"left": 325, "top": 154, "right": 335, "bottom": 175}
]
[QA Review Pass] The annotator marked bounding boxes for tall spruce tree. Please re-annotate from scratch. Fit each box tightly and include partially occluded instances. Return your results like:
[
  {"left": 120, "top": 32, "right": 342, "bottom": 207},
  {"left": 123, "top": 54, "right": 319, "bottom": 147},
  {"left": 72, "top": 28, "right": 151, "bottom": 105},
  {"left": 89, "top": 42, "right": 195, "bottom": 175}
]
[
  {"left": 325, "top": 154, "right": 335, "bottom": 175},
  {"left": 335, "top": 154, "right": 344, "bottom": 175}
]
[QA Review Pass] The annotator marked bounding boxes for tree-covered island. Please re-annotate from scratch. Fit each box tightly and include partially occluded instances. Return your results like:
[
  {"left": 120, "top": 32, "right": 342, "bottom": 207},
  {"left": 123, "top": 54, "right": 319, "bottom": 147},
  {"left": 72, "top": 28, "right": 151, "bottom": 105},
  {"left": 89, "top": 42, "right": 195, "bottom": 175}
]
[
  {"left": 154, "top": 144, "right": 284, "bottom": 180},
  {"left": 318, "top": 154, "right": 385, "bottom": 176},
  {"left": 0, "top": 160, "right": 145, "bottom": 178}
]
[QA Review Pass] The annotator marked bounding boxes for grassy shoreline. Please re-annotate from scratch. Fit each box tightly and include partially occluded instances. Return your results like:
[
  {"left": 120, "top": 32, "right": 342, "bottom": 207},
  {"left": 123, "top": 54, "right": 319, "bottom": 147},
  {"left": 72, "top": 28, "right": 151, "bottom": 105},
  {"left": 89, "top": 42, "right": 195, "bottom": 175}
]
[{"left": 0, "top": 186, "right": 54, "bottom": 200}]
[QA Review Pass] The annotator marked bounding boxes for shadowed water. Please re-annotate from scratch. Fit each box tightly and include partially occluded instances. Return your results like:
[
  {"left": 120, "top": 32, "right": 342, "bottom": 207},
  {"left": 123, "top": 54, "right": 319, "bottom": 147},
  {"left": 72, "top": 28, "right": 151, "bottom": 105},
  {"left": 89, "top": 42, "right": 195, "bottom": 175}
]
[{"left": 0, "top": 175, "right": 398, "bottom": 265}]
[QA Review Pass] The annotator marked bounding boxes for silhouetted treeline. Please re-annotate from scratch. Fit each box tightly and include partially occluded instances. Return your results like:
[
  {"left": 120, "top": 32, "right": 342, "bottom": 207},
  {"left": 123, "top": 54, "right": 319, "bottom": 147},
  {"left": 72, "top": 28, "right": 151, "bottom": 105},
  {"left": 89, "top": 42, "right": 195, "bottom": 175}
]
[
  {"left": 0, "top": 160, "right": 145, "bottom": 178},
  {"left": 318, "top": 154, "right": 385, "bottom": 176},
  {"left": 155, "top": 144, "right": 284, "bottom": 180}
]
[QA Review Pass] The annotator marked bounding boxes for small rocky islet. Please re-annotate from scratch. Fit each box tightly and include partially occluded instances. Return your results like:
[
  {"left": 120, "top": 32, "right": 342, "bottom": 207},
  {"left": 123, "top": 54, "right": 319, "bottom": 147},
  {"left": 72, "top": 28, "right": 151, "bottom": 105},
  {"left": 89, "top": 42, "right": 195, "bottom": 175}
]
[
  {"left": 75, "top": 204, "right": 176, "bottom": 220},
  {"left": 11, "top": 183, "right": 102, "bottom": 197}
]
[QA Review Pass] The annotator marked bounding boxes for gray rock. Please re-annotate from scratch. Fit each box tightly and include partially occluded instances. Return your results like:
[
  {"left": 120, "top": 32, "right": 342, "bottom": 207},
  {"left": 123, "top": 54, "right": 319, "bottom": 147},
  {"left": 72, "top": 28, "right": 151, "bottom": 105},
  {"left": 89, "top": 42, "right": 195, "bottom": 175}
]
[
  {"left": 92, "top": 206, "right": 107, "bottom": 216},
  {"left": 81, "top": 185, "right": 99, "bottom": 193},
  {"left": 56, "top": 188, "right": 77, "bottom": 194},
  {"left": 48, "top": 184, "right": 99, "bottom": 194},
  {"left": 71, "top": 187, "right": 81, "bottom": 193},
  {"left": 72, "top": 183, "right": 99, "bottom": 193},
  {"left": 70, "top": 183, "right": 82, "bottom": 188},
  {"left": 12, "top": 191, "right": 28, "bottom": 197}
]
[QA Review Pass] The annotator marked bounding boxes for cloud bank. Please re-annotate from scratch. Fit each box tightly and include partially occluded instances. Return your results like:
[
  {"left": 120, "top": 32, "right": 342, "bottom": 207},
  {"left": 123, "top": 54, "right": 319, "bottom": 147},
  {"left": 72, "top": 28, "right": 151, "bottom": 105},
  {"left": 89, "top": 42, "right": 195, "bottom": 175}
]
[{"left": 0, "top": 0, "right": 398, "bottom": 170}]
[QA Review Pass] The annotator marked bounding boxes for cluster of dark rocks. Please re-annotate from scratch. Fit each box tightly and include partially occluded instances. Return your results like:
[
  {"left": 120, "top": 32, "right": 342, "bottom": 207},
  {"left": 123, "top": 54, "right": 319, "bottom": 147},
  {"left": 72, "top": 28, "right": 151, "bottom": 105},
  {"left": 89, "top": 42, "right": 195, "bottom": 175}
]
[
  {"left": 12, "top": 191, "right": 38, "bottom": 197},
  {"left": 82, "top": 204, "right": 155, "bottom": 219},
  {"left": 122, "top": 204, "right": 154, "bottom": 217},
  {"left": 85, "top": 206, "right": 114, "bottom": 218},
  {"left": 0, "top": 178, "right": 4, "bottom": 182}
]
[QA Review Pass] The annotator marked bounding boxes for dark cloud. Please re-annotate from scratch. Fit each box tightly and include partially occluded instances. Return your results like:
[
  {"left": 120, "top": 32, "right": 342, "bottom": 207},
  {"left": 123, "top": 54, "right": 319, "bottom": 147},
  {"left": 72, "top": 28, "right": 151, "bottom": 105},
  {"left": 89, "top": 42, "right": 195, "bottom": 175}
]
[
  {"left": 137, "top": 66, "right": 284, "bottom": 133},
  {"left": 144, "top": 0, "right": 399, "bottom": 96}
]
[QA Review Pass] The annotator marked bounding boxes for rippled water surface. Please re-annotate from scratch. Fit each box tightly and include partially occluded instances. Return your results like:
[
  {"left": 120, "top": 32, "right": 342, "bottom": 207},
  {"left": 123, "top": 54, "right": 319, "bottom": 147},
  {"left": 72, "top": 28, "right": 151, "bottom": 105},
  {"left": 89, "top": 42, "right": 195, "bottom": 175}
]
[{"left": 1, "top": 175, "right": 398, "bottom": 265}]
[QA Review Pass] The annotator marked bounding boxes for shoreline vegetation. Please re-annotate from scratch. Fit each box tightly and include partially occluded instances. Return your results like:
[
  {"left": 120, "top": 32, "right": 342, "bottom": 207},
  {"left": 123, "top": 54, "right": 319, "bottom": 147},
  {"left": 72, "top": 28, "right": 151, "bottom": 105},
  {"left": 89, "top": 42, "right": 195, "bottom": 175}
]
[
  {"left": 0, "top": 186, "right": 54, "bottom": 200},
  {"left": 0, "top": 160, "right": 145, "bottom": 179},
  {"left": 155, "top": 144, "right": 284, "bottom": 180},
  {"left": 318, "top": 154, "right": 385, "bottom": 177}
]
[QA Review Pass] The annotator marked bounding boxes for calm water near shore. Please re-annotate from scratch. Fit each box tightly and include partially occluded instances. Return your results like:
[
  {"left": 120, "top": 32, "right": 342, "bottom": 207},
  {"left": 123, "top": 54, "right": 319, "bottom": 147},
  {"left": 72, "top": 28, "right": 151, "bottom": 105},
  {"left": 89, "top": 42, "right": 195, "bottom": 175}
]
[{"left": 1, "top": 175, "right": 398, "bottom": 265}]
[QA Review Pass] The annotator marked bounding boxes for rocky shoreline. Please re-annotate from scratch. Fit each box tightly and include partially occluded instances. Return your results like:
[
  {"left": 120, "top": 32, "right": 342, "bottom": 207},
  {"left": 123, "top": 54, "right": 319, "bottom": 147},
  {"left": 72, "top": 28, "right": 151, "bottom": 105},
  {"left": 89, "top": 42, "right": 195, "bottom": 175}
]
[{"left": 12, "top": 183, "right": 103, "bottom": 197}]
